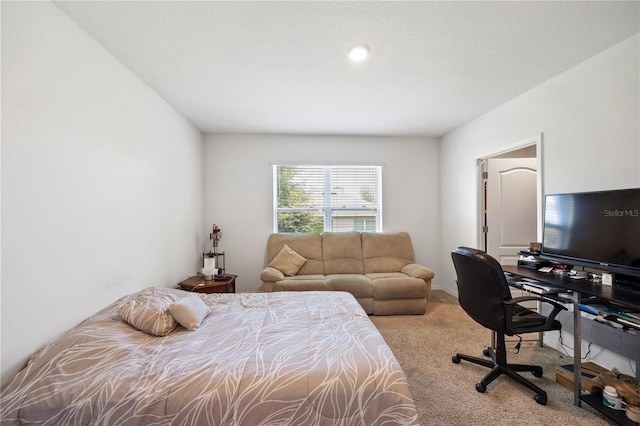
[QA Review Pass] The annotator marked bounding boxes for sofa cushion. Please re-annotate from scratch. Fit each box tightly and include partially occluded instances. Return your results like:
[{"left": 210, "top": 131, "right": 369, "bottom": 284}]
[
  {"left": 322, "top": 232, "right": 364, "bottom": 275},
  {"left": 358, "top": 298, "right": 375, "bottom": 315},
  {"left": 401, "top": 263, "right": 435, "bottom": 280},
  {"left": 271, "top": 276, "right": 327, "bottom": 291},
  {"left": 374, "top": 298, "right": 427, "bottom": 315},
  {"left": 326, "top": 274, "right": 373, "bottom": 298},
  {"left": 267, "top": 233, "right": 324, "bottom": 275},
  {"left": 368, "top": 273, "right": 427, "bottom": 300},
  {"left": 281, "top": 274, "right": 326, "bottom": 281},
  {"left": 260, "top": 266, "right": 285, "bottom": 282},
  {"left": 268, "top": 244, "right": 307, "bottom": 276},
  {"left": 362, "top": 232, "right": 415, "bottom": 273}
]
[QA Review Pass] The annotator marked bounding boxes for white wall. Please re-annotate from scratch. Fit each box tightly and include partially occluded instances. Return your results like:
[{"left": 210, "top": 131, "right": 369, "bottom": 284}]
[
  {"left": 1, "top": 1, "right": 204, "bottom": 383},
  {"left": 440, "top": 34, "right": 639, "bottom": 375},
  {"left": 202, "top": 134, "right": 441, "bottom": 293},
  {"left": 440, "top": 32, "right": 639, "bottom": 299}
]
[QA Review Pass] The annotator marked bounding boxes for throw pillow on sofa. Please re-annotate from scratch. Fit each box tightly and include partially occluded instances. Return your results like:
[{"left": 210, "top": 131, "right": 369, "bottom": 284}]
[{"left": 269, "top": 244, "right": 307, "bottom": 276}]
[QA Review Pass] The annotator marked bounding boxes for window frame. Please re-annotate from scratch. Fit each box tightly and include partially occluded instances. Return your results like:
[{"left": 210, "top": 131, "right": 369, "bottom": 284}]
[{"left": 272, "top": 163, "right": 383, "bottom": 233}]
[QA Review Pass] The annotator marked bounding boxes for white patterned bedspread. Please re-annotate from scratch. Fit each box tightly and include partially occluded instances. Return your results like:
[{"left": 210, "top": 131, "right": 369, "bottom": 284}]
[{"left": 1, "top": 289, "right": 418, "bottom": 425}]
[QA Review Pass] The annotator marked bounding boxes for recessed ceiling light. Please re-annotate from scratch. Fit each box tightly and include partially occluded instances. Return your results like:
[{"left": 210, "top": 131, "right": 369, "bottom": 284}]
[{"left": 348, "top": 44, "right": 370, "bottom": 61}]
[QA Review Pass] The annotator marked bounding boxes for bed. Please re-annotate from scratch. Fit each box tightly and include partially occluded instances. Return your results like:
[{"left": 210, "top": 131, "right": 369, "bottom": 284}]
[{"left": 1, "top": 288, "right": 418, "bottom": 425}]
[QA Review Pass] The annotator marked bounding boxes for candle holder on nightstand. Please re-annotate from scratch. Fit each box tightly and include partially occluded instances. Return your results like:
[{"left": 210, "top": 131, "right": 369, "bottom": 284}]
[{"left": 203, "top": 224, "right": 225, "bottom": 274}]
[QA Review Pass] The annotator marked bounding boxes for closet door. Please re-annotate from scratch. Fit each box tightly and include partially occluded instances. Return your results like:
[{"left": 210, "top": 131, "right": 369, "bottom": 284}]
[{"left": 486, "top": 157, "right": 537, "bottom": 266}]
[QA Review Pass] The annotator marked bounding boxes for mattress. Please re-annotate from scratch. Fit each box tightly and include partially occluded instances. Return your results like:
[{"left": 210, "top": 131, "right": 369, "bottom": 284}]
[{"left": 1, "top": 288, "right": 418, "bottom": 425}]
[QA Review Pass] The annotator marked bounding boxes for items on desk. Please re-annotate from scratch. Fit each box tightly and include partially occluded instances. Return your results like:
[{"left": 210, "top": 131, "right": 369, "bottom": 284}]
[
  {"left": 568, "top": 269, "right": 589, "bottom": 279},
  {"left": 594, "top": 368, "right": 640, "bottom": 411},
  {"left": 517, "top": 250, "right": 551, "bottom": 270},
  {"left": 556, "top": 361, "right": 640, "bottom": 421},
  {"left": 578, "top": 303, "right": 640, "bottom": 331},
  {"left": 550, "top": 262, "right": 572, "bottom": 272},
  {"left": 521, "top": 282, "right": 565, "bottom": 294},
  {"left": 597, "top": 314, "right": 625, "bottom": 330},
  {"left": 614, "top": 313, "right": 640, "bottom": 331},
  {"left": 587, "top": 272, "right": 603, "bottom": 283},
  {"left": 505, "top": 263, "right": 640, "bottom": 419},
  {"left": 602, "top": 386, "right": 624, "bottom": 410},
  {"left": 529, "top": 242, "right": 542, "bottom": 254},
  {"left": 627, "top": 405, "right": 640, "bottom": 423},
  {"left": 555, "top": 362, "right": 610, "bottom": 394},
  {"left": 504, "top": 273, "right": 566, "bottom": 294},
  {"left": 577, "top": 304, "right": 604, "bottom": 315}
]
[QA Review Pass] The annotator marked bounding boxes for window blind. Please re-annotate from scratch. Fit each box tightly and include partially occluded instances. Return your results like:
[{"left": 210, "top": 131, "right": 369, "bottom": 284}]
[{"left": 273, "top": 164, "right": 382, "bottom": 233}]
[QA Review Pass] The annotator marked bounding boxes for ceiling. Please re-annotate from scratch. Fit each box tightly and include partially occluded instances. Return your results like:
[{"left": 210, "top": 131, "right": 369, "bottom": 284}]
[{"left": 53, "top": 1, "right": 640, "bottom": 138}]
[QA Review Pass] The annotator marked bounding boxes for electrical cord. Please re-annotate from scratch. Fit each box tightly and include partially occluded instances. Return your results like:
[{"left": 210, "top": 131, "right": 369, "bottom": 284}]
[
  {"left": 513, "top": 335, "right": 523, "bottom": 354},
  {"left": 558, "top": 329, "right": 592, "bottom": 359}
]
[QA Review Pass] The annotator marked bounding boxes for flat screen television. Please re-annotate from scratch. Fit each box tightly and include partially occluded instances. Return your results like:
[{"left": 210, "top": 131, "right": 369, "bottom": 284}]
[{"left": 541, "top": 188, "right": 640, "bottom": 282}]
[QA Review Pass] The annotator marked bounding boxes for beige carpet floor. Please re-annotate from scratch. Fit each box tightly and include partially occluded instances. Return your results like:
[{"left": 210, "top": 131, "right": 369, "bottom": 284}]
[{"left": 370, "top": 291, "right": 609, "bottom": 426}]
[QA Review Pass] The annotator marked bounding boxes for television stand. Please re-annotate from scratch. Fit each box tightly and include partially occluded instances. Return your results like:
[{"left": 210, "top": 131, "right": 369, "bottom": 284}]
[
  {"left": 503, "top": 265, "right": 640, "bottom": 424},
  {"left": 615, "top": 272, "right": 640, "bottom": 293}
]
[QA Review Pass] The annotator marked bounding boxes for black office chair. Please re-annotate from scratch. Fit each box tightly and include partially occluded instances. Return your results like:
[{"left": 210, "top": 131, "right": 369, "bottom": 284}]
[{"left": 450, "top": 247, "right": 567, "bottom": 405}]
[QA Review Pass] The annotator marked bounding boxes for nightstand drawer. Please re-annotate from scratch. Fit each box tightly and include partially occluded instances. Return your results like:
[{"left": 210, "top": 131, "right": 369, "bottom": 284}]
[{"left": 178, "top": 274, "right": 237, "bottom": 294}]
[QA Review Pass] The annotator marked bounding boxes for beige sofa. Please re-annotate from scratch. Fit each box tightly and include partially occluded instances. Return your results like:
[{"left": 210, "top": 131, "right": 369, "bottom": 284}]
[{"left": 260, "top": 231, "right": 434, "bottom": 315}]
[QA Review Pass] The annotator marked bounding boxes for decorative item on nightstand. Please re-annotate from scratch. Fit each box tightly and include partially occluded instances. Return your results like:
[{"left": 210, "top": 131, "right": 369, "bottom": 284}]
[
  {"left": 209, "top": 224, "right": 221, "bottom": 252},
  {"left": 202, "top": 257, "right": 219, "bottom": 281},
  {"left": 203, "top": 224, "right": 225, "bottom": 274}
]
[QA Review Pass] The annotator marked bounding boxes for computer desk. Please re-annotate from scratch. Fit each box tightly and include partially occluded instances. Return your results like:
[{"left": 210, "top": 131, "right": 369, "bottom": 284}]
[{"left": 503, "top": 265, "right": 640, "bottom": 424}]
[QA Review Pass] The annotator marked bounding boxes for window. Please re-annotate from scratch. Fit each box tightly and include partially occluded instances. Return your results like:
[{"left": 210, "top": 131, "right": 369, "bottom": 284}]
[{"left": 273, "top": 164, "right": 382, "bottom": 233}]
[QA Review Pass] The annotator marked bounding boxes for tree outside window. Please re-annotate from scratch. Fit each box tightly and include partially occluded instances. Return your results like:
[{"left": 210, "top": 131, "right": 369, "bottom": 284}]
[{"left": 276, "top": 166, "right": 324, "bottom": 233}]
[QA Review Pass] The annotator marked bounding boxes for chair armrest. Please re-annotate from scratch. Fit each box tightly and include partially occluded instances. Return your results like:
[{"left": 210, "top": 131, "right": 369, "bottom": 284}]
[
  {"left": 401, "top": 263, "right": 435, "bottom": 280},
  {"left": 505, "top": 296, "right": 568, "bottom": 329},
  {"left": 260, "top": 266, "right": 284, "bottom": 282}
]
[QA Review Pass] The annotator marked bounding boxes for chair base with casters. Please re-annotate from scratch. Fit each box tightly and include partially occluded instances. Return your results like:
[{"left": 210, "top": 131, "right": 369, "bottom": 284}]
[{"left": 452, "top": 333, "right": 548, "bottom": 405}]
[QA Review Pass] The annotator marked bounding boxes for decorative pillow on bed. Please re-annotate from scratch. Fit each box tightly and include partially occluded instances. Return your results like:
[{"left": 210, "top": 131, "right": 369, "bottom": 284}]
[
  {"left": 120, "top": 290, "right": 179, "bottom": 336},
  {"left": 169, "top": 293, "right": 211, "bottom": 331},
  {"left": 268, "top": 244, "right": 307, "bottom": 276}
]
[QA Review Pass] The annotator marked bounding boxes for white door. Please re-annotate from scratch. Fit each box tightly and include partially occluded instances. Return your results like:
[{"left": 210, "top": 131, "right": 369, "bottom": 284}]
[{"left": 486, "top": 158, "right": 537, "bottom": 266}]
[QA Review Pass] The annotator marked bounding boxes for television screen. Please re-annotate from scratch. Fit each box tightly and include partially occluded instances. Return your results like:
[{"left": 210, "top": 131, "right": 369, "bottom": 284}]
[{"left": 541, "top": 188, "right": 640, "bottom": 277}]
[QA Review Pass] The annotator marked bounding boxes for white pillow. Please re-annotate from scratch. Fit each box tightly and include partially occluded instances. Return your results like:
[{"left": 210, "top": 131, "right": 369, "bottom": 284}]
[{"left": 169, "top": 293, "right": 211, "bottom": 331}]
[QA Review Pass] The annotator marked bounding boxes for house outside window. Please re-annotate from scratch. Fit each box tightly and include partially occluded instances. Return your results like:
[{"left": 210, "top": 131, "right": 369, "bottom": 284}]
[{"left": 273, "top": 164, "right": 382, "bottom": 233}]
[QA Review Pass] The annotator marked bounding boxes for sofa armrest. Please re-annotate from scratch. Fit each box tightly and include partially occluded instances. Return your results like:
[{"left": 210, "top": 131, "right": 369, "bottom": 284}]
[
  {"left": 260, "top": 266, "right": 285, "bottom": 282},
  {"left": 401, "top": 263, "right": 435, "bottom": 280}
]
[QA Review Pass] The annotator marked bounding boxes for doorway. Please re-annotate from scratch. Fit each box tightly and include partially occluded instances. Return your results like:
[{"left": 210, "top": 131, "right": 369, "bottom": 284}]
[{"left": 478, "top": 135, "right": 542, "bottom": 266}]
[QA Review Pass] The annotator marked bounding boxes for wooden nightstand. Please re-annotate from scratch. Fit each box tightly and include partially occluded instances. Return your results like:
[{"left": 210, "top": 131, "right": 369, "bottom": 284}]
[{"left": 178, "top": 274, "right": 237, "bottom": 294}]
